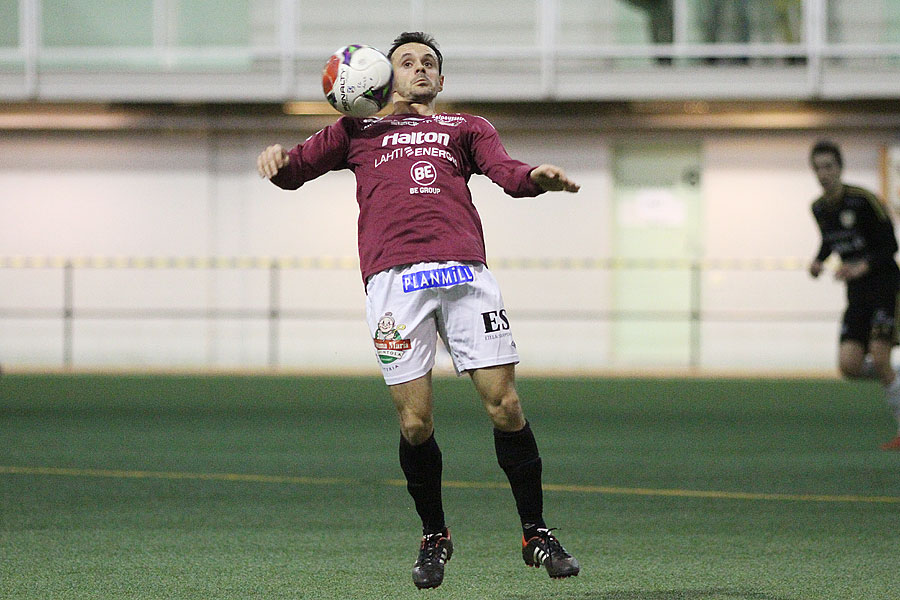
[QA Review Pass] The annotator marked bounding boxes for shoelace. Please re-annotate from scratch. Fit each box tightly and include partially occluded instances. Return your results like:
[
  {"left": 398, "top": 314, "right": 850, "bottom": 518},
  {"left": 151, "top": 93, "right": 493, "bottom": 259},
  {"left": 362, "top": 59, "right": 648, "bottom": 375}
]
[
  {"left": 536, "top": 528, "right": 570, "bottom": 558},
  {"left": 418, "top": 533, "right": 447, "bottom": 563}
]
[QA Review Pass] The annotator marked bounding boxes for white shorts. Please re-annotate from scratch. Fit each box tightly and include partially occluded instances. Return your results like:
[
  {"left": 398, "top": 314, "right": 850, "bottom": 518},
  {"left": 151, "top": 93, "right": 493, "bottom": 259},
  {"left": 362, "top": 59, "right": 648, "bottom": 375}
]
[{"left": 365, "top": 261, "right": 520, "bottom": 385}]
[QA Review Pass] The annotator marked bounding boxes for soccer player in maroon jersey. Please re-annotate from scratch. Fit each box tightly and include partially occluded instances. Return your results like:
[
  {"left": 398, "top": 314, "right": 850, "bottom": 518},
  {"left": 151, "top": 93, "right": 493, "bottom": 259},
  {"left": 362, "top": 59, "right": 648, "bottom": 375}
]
[
  {"left": 258, "top": 32, "right": 580, "bottom": 589},
  {"left": 808, "top": 140, "right": 900, "bottom": 450}
]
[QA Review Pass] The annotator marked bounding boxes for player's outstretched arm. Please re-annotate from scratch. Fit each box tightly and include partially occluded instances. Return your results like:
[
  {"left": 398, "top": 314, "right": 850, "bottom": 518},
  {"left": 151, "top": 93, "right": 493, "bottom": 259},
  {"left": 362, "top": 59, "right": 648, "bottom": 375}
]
[
  {"left": 530, "top": 164, "right": 580, "bottom": 193},
  {"left": 257, "top": 144, "right": 290, "bottom": 179}
]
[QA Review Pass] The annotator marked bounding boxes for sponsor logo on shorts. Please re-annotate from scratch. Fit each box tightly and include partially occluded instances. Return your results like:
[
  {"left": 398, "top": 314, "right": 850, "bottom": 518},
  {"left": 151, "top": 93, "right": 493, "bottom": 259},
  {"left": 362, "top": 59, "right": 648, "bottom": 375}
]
[
  {"left": 482, "top": 309, "right": 513, "bottom": 340},
  {"left": 374, "top": 312, "right": 409, "bottom": 364},
  {"left": 403, "top": 265, "right": 474, "bottom": 293}
]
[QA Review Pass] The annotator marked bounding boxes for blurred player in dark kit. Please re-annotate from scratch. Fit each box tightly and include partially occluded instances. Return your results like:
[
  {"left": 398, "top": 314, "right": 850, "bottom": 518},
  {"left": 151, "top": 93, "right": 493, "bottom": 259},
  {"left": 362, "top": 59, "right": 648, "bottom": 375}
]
[{"left": 808, "top": 140, "right": 900, "bottom": 450}]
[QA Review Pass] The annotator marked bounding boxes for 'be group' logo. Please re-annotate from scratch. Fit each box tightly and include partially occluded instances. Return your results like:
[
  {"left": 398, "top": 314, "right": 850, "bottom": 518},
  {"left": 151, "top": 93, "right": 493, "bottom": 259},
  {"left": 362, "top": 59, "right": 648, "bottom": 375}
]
[{"left": 410, "top": 161, "right": 437, "bottom": 186}]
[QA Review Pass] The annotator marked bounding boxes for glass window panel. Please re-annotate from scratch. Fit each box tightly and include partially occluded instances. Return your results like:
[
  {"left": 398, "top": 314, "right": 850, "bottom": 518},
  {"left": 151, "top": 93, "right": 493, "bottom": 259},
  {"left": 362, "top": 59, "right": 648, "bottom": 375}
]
[
  {"left": 248, "top": 0, "right": 279, "bottom": 47},
  {"left": 682, "top": 0, "right": 707, "bottom": 43},
  {"left": 771, "top": 0, "right": 803, "bottom": 44},
  {"left": 561, "top": 0, "right": 669, "bottom": 46},
  {"left": 175, "top": 0, "right": 250, "bottom": 46},
  {"left": 882, "top": 0, "right": 900, "bottom": 43},
  {"left": 827, "top": 0, "right": 882, "bottom": 43},
  {"left": 682, "top": 0, "right": 800, "bottom": 45},
  {"left": 687, "top": 0, "right": 751, "bottom": 44},
  {"left": 826, "top": 0, "right": 900, "bottom": 68},
  {"left": 42, "top": 0, "right": 153, "bottom": 47},
  {"left": 296, "top": 0, "right": 408, "bottom": 50},
  {"left": 0, "top": 0, "right": 18, "bottom": 47},
  {"left": 605, "top": 0, "right": 671, "bottom": 45},
  {"left": 558, "top": 0, "right": 618, "bottom": 45},
  {"left": 422, "top": 0, "right": 537, "bottom": 47}
]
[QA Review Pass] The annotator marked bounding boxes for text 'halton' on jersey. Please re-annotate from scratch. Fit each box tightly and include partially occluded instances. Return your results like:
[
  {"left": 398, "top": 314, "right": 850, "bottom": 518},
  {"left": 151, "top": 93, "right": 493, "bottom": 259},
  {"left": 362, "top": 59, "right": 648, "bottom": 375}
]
[{"left": 382, "top": 131, "right": 450, "bottom": 147}]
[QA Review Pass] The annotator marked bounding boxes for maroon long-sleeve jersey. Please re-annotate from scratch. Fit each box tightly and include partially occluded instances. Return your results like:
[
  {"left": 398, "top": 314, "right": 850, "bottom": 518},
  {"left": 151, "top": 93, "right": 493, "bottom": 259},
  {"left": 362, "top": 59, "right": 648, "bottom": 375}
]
[{"left": 270, "top": 112, "right": 545, "bottom": 283}]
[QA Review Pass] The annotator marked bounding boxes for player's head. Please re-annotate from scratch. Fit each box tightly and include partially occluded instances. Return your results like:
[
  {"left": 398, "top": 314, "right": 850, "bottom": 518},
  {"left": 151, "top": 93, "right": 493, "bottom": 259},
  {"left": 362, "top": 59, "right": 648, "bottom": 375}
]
[
  {"left": 388, "top": 32, "right": 445, "bottom": 106},
  {"left": 389, "top": 32, "right": 442, "bottom": 74},
  {"left": 810, "top": 140, "right": 843, "bottom": 195},
  {"left": 810, "top": 139, "right": 843, "bottom": 170}
]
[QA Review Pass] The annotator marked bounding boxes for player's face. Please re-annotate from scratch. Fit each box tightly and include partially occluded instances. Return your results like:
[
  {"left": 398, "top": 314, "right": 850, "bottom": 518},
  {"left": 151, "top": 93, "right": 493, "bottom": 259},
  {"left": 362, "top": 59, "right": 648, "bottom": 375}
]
[
  {"left": 390, "top": 43, "right": 443, "bottom": 104},
  {"left": 811, "top": 152, "right": 842, "bottom": 196}
]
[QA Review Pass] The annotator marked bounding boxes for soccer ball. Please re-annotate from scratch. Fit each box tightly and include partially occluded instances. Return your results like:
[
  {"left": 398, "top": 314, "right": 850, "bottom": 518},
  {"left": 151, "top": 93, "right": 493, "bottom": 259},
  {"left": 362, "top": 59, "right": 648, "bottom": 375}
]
[{"left": 322, "top": 45, "right": 393, "bottom": 118}]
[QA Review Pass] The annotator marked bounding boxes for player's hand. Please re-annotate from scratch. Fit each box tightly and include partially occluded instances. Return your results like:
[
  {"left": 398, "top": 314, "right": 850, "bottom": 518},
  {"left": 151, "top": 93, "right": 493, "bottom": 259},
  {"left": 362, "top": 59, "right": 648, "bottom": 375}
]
[
  {"left": 808, "top": 260, "right": 823, "bottom": 278},
  {"left": 530, "top": 164, "right": 580, "bottom": 193},
  {"left": 257, "top": 144, "right": 290, "bottom": 179},
  {"left": 834, "top": 260, "right": 869, "bottom": 281}
]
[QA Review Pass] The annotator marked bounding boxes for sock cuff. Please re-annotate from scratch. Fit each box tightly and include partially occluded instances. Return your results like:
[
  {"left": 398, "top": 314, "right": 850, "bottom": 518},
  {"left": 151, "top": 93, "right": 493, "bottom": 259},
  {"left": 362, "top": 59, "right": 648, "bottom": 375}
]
[
  {"left": 494, "top": 421, "right": 540, "bottom": 469},
  {"left": 493, "top": 420, "right": 532, "bottom": 439},
  {"left": 400, "top": 429, "right": 436, "bottom": 449},
  {"left": 399, "top": 430, "right": 442, "bottom": 474}
]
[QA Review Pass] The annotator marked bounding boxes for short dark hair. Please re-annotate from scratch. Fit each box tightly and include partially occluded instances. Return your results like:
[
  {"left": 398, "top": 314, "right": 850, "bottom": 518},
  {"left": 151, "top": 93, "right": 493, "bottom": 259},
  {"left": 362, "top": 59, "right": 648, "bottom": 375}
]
[
  {"left": 388, "top": 32, "right": 443, "bottom": 73},
  {"left": 810, "top": 139, "right": 843, "bottom": 169}
]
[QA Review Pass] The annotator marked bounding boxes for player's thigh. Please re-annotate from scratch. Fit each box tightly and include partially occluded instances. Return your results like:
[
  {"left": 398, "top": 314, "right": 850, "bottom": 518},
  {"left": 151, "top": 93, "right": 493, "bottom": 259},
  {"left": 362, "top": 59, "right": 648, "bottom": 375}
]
[
  {"left": 838, "top": 339, "right": 866, "bottom": 375},
  {"left": 840, "top": 294, "right": 873, "bottom": 350},
  {"left": 469, "top": 363, "right": 517, "bottom": 406},
  {"left": 868, "top": 286, "right": 898, "bottom": 378},
  {"left": 868, "top": 285, "right": 900, "bottom": 345},
  {"left": 439, "top": 264, "right": 519, "bottom": 373},
  {"left": 869, "top": 339, "right": 893, "bottom": 370},
  {"left": 366, "top": 267, "right": 440, "bottom": 385}
]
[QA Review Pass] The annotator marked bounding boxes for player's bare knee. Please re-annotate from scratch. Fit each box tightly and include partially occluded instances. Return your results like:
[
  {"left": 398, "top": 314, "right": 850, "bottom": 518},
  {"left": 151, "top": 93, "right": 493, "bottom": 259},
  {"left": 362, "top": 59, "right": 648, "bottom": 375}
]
[
  {"left": 399, "top": 414, "right": 434, "bottom": 445},
  {"left": 872, "top": 361, "right": 895, "bottom": 385},
  {"left": 839, "top": 363, "right": 864, "bottom": 379},
  {"left": 485, "top": 392, "right": 525, "bottom": 431}
]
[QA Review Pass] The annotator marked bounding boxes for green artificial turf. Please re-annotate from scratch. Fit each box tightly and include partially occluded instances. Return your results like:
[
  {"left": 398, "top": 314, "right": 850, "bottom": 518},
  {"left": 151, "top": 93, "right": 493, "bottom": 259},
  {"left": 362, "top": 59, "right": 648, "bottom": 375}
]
[{"left": 1, "top": 374, "right": 898, "bottom": 599}]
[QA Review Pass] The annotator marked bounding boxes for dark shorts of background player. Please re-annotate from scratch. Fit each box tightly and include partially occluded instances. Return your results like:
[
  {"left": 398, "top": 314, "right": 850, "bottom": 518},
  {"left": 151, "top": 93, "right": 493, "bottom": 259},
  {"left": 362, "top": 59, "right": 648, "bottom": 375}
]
[{"left": 841, "top": 275, "right": 900, "bottom": 348}]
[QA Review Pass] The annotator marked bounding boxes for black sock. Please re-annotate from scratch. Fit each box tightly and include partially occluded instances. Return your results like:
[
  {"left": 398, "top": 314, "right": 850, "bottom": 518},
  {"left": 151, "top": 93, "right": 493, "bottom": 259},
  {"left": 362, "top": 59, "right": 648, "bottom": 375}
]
[
  {"left": 399, "top": 431, "right": 445, "bottom": 535},
  {"left": 494, "top": 421, "right": 546, "bottom": 533},
  {"left": 522, "top": 522, "right": 545, "bottom": 540}
]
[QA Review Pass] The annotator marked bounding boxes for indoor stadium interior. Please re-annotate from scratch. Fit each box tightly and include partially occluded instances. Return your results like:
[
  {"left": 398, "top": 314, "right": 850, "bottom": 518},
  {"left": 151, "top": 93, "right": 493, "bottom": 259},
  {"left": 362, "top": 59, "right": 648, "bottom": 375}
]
[
  {"left": 4, "top": 3, "right": 900, "bottom": 600},
  {"left": 5, "top": 0, "right": 900, "bottom": 373}
]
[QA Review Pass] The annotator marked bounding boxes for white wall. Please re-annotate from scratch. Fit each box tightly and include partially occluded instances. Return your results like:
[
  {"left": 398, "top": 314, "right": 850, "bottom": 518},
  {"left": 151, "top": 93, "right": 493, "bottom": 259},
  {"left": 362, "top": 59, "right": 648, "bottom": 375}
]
[{"left": 0, "top": 125, "right": 891, "bottom": 374}]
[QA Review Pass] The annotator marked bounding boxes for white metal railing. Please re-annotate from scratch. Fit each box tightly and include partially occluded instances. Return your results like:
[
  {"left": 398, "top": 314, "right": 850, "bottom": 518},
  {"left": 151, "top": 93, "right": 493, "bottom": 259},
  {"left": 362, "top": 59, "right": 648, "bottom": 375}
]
[
  {"left": 0, "top": 255, "right": 834, "bottom": 370},
  {"left": 2, "top": 0, "right": 900, "bottom": 101}
]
